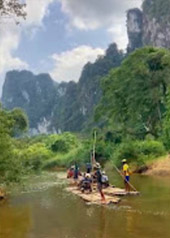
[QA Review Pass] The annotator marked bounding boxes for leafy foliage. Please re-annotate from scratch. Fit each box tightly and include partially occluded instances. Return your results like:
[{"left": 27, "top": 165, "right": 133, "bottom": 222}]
[
  {"left": 162, "top": 88, "right": 170, "bottom": 149},
  {"left": 0, "top": 104, "right": 28, "bottom": 182},
  {"left": 111, "top": 140, "right": 165, "bottom": 167},
  {"left": 96, "top": 47, "right": 170, "bottom": 139}
]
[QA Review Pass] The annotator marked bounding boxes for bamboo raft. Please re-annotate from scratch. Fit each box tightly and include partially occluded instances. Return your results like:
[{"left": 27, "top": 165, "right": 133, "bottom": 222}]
[
  {"left": 103, "top": 186, "right": 139, "bottom": 197},
  {"left": 66, "top": 179, "right": 139, "bottom": 205},
  {"left": 66, "top": 186, "right": 121, "bottom": 205}
]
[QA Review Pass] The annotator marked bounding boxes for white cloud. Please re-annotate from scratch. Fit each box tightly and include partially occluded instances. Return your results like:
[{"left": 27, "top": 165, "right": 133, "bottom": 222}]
[
  {"left": 25, "top": 0, "right": 54, "bottom": 26},
  {"left": 0, "top": 21, "right": 28, "bottom": 93},
  {"left": 0, "top": 23, "right": 28, "bottom": 75},
  {"left": 60, "top": 0, "right": 142, "bottom": 29},
  {"left": 107, "top": 23, "right": 128, "bottom": 50},
  {"left": 0, "top": 0, "right": 55, "bottom": 93},
  {"left": 50, "top": 45, "right": 104, "bottom": 82},
  {"left": 59, "top": 0, "right": 142, "bottom": 48}
]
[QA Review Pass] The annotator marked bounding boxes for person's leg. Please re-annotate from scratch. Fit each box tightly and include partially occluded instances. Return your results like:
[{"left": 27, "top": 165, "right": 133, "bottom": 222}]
[
  {"left": 124, "top": 179, "right": 127, "bottom": 191},
  {"left": 125, "top": 183, "right": 128, "bottom": 192},
  {"left": 98, "top": 183, "right": 106, "bottom": 202},
  {"left": 124, "top": 177, "right": 128, "bottom": 192},
  {"left": 125, "top": 176, "right": 130, "bottom": 192}
]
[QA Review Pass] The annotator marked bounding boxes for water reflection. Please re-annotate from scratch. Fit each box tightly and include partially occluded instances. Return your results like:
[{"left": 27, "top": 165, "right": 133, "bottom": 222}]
[
  {"left": 99, "top": 207, "right": 107, "bottom": 238},
  {"left": 0, "top": 205, "right": 32, "bottom": 238},
  {"left": 0, "top": 172, "right": 170, "bottom": 238}
]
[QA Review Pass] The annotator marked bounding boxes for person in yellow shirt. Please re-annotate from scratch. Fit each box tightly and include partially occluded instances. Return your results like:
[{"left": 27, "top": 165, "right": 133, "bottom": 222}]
[{"left": 122, "top": 159, "right": 130, "bottom": 192}]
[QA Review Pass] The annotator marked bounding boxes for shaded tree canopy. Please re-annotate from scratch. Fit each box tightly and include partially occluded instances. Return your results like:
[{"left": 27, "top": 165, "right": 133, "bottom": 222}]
[{"left": 0, "top": 0, "right": 26, "bottom": 19}]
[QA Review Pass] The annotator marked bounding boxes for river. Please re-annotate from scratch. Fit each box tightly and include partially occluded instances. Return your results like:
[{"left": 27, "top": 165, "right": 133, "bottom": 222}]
[{"left": 0, "top": 171, "right": 170, "bottom": 238}]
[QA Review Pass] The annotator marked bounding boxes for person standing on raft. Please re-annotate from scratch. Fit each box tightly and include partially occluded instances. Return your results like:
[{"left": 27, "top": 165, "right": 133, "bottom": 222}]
[
  {"left": 86, "top": 163, "right": 92, "bottom": 174},
  {"left": 122, "top": 159, "right": 131, "bottom": 192},
  {"left": 73, "top": 163, "right": 80, "bottom": 182},
  {"left": 94, "top": 163, "right": 106, "bottom": 203}
]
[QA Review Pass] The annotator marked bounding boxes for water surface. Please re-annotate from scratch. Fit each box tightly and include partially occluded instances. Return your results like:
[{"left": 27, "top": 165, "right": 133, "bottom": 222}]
[{"left": 0, "top": 172, "right": 170, "bottom": 238}]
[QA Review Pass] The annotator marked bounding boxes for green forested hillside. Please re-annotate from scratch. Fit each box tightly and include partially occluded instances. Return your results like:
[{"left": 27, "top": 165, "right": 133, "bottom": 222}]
[
  {"left": 51, "top": 43, "right": 124, "bottom": 132},
  {"left": 96, "top": 47, "right": 170, "bottom": 138},
  {"left": 2, "top": 43, "right": 124, "bottom": 133},
  {"left": 2, "top": 47, "right": 170, "bottom": 183},
  {"left": 95, "top": 47, "right": 170, "bottom": 166}
]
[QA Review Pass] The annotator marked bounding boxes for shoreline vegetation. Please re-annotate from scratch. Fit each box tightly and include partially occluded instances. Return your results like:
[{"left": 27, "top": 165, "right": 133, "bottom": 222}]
[{"left": 2, "top": 47, "right": 170, "bottom": 185}]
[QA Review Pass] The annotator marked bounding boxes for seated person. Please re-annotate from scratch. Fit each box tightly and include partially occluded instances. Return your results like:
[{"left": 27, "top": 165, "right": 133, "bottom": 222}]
[
  {"left": 80, "top": 173, "right": 92, "bottom": 193},
  {"left": 101, "top": 171, "right": 109, "bottom": 188},
  {"left": 67, "top": 166, "right": 74, "bottom": 178}
]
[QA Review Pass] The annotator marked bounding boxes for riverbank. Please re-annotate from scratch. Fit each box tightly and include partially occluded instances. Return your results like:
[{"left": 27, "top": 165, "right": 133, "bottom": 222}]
[{"left": 143, "top": 155, "right": 170, "bottom": 177}]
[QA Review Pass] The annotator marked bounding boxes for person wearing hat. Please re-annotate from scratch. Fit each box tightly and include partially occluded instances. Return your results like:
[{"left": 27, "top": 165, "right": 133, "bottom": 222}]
[
  {"left": 79, "top": 173, "right": 92, "bottom": 193},
  {"left": 94, "top": 163, "right": 106, "bottom": 202},
  {"left": 122, "top": 159, "right": 130, "bottom": 192}
]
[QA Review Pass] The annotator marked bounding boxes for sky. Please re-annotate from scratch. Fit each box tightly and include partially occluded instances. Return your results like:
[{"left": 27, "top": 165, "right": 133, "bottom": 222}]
[{"left": 0, "top": 0, "right": 142, "bottom": 93}]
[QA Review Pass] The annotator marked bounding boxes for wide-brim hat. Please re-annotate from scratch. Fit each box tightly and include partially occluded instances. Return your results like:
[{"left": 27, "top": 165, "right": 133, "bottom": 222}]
[
  {"left": 122, "top": 159, "right": 127, "bottom": 163},
  {"left": 94, "top": 162, "right": 101, "bottom": 169},
  {"left": 85, "top": 173, "right": 91, "bottom": 178}
]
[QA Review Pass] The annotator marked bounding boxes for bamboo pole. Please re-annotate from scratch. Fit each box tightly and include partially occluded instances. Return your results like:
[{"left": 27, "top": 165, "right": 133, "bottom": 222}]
[{"left": 112, "top": 164, "right": 138, "bottom": 192}]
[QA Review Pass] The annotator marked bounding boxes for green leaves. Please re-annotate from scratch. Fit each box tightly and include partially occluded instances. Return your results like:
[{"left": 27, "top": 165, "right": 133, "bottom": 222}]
[
  {"left": 96, "top": 47, "right": 170, "bottom": 139},
  {"left": 0, "top": 105, "right": 28, "bottom": 183}
]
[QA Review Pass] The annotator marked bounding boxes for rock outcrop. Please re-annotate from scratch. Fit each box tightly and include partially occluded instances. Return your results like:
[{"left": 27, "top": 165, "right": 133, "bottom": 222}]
[
  {"left": 143, "top": 0, "right": 170, "bottom": 48},
  {"left": 127, "top": 0, "right": 170, "bottom": 50},
  {"left": 2, "top": 70, "right": 57, "bottom": 134},
  {"left": 4, "top": 0, "right": 170, "bottom": 134},
  {"left": 1, "top": 44, "right": 124, "bottom": 134},
  {"left": 127, "top": 8, "right": 143, "bottom": 52}
]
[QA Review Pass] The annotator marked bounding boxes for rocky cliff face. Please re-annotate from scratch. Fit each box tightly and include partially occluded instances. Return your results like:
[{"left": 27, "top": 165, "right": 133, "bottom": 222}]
[
  {"left": 127, "top": 0, "right": 170, "bottom": 50},
  {"left": 142, "top": 0, "right": 170, "bottom": 48},
  {"left": 1, "top": 44, "right": 124, "bottom": 134},
  {"left": 127, "top": 8, "right": 143, "bottom": 52},
  {"left": 2, "top": 70, "right": 57, "bottom": 134},
  {"left": 50, "top": 43, "right": 124, "bottom": 132},
  {"left": 142, "top": 16, "right": 170, "bottom": 48}
]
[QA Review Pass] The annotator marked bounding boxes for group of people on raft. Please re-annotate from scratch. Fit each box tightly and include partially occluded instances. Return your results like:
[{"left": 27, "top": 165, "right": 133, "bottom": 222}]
[{"left": 67, "top": 159, "right": 131, "bottom": 202}]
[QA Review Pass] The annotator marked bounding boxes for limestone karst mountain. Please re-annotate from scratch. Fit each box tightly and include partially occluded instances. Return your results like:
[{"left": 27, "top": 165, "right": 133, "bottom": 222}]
[
  {"left": 2, "top": 44, "right": 124, "bottom": 134},
  {"left": 2, "top": 0, "right": 170, "bottom": 134}
]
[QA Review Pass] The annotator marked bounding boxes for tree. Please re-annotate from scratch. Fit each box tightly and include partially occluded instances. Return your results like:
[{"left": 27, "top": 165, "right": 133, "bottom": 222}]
[
  {"left": 0, "top": 0, "right": 26, "bottom": 20},
  {"left": 9, "top": 108, "right": 29, "bottom": 136},
  {"left": 96, "top": 47, "right": 170, "bottom": 139},
  {"left": 0, "top": 104, "right": 28, "bottom": 182},
  {"left": 162, "top": 88, "right": 170, "bottom": 149}
]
